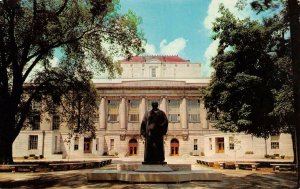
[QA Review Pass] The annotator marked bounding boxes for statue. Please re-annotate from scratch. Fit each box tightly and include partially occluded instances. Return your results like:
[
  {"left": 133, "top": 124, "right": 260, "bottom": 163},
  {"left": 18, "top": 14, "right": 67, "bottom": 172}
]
[{"left": 141, "top": 102, "right": 168, "bottom": 164}]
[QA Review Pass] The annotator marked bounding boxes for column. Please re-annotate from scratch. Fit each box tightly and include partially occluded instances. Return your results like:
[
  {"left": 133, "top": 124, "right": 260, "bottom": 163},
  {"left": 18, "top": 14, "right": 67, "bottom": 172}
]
[
  {"left": 180, "top": 97, "right": 188, "bottom": 129},
  {"left": 160, "top": 97, "right": 167, "bottom": 113},
  {"left": 99, "top": 97, "right": 106, "bottom": 129},
  {"left": 200, "top": 100, "right": 208, "bottom": 128},
  {"left": 119, "top": 97, "right": 126, "bottom": 130},
  {"left": 140, "top": 97, "right": 146, "bottom": 123}
]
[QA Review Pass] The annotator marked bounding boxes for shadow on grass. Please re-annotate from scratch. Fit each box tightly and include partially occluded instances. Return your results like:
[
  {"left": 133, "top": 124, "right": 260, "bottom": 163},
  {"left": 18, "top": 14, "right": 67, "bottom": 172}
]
[{"left": 0, "top": 171, "right": 297, "bottom": 189}]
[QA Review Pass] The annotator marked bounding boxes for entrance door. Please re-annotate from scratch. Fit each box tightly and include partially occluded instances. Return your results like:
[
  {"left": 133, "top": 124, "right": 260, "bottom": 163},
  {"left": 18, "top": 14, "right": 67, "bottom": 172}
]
[
  {"left": 84, "top": 138, "right": 92, "bottom": 153},
  {"left": 170, "top": 138, "right": 179, "bottom": 156},
  {"left": 129, "top": 139, "right": 138, "bottom": 156},
  {"left": 216, "top": 138, "right": 224, "bottom": 153}
]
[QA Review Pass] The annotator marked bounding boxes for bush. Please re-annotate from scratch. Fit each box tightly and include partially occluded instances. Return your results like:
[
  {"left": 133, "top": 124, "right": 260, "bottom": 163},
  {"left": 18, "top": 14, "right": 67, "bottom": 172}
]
[
  {"left": 29, "top": 154, "right": 35, "bottom": 157},
  {"left": 115, "top": 152, "right": 119, "bottom": 156},
  {"left": 34, "top": 156, "right": 39, "bottom": 159},
  {"left": 103, "top": 152, "right": 108, "bottom": 156},
  {"left": 280, "top": 155, "right": 285, "bottom": 159},
  {"left": 24, "top": 156, "right": 28, "bottom": 159},
  {"left": 265, "top": 154, "right": 270, "bottom": 158},
  {"left": 39, "top": 155, "right": 44, "bottom": 159},
  {"left": 200, "top": 152, "right": 205, "bottom": 156},
  {"left": 245, "top": 151, "right": 254, "bottom": 154}
]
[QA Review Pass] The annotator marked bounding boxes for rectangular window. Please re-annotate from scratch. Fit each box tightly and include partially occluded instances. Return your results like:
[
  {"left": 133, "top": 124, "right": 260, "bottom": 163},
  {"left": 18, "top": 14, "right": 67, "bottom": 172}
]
[
  {"left": 28, "top": 135, "right": 38, "bottom": 150},
  {"left": 168, "top": 100, "right": 180, "bottom": 122},
  {"left": 110, "top": 139, "right": 114, "bottom": 150},
  {"left": 271, "top": 135, "right": 280, "bottom": 149},
  {"left": 188, "top": 100, "right": 200, "bottom": 122},
  {"left": 151, "top": 67, "right": 156, "bottom": 77},
  {"left": 32, "top": 115, "right": 40, "bottom": 130},
  {"left": 107, "top": 100, "right": 119, "bottom": 122},
  {"left": 32, "top": 101, "right": 41, "bottom": 111},
  {"left": 209, "top": 138, "right": 212, "bottom": 150},
  {"left": 128, "top": 100, "right": 139, "bottom": 122},
  {"left": 229, "top": 137, "right": 235, "bottom": 150},
  {"left": 74, "top": 137, "right": 79, "bottom": 150},
  {"left": 194, "top": 139, "right": 198, "bottom": 150},
  {"left": 52, "top": 115, "right": 60, "bottom": 130}
]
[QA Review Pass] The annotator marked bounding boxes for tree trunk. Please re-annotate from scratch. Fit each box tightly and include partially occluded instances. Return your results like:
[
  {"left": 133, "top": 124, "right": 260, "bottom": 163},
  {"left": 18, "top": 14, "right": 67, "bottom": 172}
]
[
  {"left": 288, "top": 0, "right": 300, "bottom": 187},
  {"left": 291, "top": 130, "right": 297, "bottom": 164},
  {"left": 0, "top": 136, "right": 14, "bottom": 164}
]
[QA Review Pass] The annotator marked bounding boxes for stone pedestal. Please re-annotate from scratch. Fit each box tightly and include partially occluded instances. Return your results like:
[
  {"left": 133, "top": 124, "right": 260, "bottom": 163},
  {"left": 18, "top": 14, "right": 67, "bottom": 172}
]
[{"left": 135, "top": 164, "right": 173, "bottom": 172}]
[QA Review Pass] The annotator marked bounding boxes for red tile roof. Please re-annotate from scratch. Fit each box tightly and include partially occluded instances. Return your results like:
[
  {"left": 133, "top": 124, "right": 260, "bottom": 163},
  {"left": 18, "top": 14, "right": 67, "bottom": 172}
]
[{"left": 121, "top": 55, "right": 189, "bottom": 63}]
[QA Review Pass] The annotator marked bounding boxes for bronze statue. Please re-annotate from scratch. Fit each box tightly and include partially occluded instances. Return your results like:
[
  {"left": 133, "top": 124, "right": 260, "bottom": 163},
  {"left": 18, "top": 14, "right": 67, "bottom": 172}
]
[{"left": 141, "top": 102, "right": 168, "bottom": 164}]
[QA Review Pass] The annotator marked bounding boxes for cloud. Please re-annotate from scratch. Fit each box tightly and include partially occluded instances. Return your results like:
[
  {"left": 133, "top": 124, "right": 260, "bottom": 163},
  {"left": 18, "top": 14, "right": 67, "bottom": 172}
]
[
  {"left": 202, "top": 0, "right": 254, "bottom": 77},
  {"left": 203, "top": 39, "right": 220, "bottom": 77},
  {"left": 144, "top": 37, "right": 187, "bottom": 56},
  {"left": 160, "top": 38, "right": 187, "bottom": 55},
  {"left": 144, "top": 43, "right": 157, "bottom": 55}
]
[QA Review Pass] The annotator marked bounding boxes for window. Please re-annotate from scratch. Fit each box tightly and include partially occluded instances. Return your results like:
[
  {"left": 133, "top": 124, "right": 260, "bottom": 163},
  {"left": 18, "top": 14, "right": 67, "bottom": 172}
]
[
  {"left": 194, "top": 139, "right": 198, "bottom": 150},
  {"left": 188, "top": 100, "right": 200, "bottom": 122},
  {"left": 110, "top": 139, "right": 114, "bottom": 150},
  {"left": 107, "top": 100, "right": 119, "bottom": 122},
  {"left": 151, "top": 67, "right": 156, "bottom": 77},
  {"left": 32, "top": 115, "right": 40, "bottom": 130},
  {"left": 168, "top": 100, "right": 180, "bottom": 122},
  {"left": 128, "top": 100, "right": 139, "bottom": 122},
  {"left": 52, "top": 115, "right": 60, "bottom": 130},
  {"left": 209, "top": 138, "right": 212, "bottom": 150},
  {"left": 74, "top": 137, "right": 79, "bottom": 150},
  {"left": 28, "top": 135, "right": 38, "bottom": 150},
  {"left": 32, "top": 101, "right": 41, "bottom": 111},
  {"left": 229, "top": 137, "right": 235, "bottom": 150},
  {"left": 271, "top": 135, "right": 280, "bottom": 149},
  {"left": 96, "top": 138, "right": 99, "bottom": 151}
]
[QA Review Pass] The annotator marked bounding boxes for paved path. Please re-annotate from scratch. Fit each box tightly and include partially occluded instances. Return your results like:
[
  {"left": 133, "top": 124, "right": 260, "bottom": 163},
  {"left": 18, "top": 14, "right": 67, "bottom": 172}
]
[{"left": 0, "top": 158, "right": 297, "bottom": 189}]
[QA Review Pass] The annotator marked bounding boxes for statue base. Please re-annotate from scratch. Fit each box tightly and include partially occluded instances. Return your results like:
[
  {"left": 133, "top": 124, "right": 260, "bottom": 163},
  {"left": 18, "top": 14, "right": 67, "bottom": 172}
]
[
  {"left": 142, "top": 161, "right": 167, "bottom": 165},
  {"left": 135, "top": 164, "right": 173, "bottom": 172}
]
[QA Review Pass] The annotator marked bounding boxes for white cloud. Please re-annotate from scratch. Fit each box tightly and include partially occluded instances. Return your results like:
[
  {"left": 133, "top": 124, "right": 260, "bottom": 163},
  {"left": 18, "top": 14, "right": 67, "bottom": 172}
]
[
  {"left": 203, "top": 39, "right": 220, "bottom": 77},
  {"left": 202, "top": 0, "right": 254, "bottom": 77},
  {"left": 160, "top": 38, "right": 187, "bottom": 55},
  {"left": 143, "top": 37, "right": 187, "bottom": 56},
  {"left": 144, "top": 43, "right": 157, "bottom": 55}
]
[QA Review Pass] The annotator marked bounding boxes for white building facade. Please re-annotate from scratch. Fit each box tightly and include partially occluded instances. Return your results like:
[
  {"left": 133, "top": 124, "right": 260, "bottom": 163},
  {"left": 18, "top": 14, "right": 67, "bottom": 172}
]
[{"left": 13, "top": 56, "right": 294, "bottom": 159}]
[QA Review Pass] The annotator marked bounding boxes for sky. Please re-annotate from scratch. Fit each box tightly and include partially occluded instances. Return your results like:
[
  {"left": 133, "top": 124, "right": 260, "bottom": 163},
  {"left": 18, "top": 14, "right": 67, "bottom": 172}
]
[{"left": 118, "top": 0, "right": 277, "bottom": 77}]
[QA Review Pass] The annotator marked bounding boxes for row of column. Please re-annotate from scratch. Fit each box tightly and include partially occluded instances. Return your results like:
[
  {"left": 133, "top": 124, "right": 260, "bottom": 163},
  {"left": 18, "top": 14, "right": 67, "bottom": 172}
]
[{"left": 99, "top": 97, "right": 205, "bottom": 130}]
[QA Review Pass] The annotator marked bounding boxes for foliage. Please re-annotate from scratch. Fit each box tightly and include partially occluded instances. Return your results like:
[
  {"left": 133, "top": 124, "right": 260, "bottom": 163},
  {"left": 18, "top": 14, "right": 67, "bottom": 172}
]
[
  {"left": 0, "top": 0, "right": 144, "bottom": 163},
  {"left": 204, "top": 5, "right": 293, "bottom": 138}
]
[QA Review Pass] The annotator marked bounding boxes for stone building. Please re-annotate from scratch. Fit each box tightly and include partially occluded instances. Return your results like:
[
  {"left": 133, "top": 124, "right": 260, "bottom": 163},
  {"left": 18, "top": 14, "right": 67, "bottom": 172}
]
[{"left": 12, "top": 56, "right": 294, "bottom": 159}]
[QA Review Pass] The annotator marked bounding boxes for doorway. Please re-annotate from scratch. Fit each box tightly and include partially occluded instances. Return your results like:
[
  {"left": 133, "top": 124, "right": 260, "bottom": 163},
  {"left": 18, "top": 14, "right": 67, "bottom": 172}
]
[
  {"left": 170, "top": 138, "right": 179, "bottom": 156},
  {"left": 216, "top": 137, "right": 224, "bottom": 153},
  {"left": 129, "top": 138, "right": 138, "bottom": 156},
  {"left": 84, "top": 138, "right": 92, "bottom": 153}
]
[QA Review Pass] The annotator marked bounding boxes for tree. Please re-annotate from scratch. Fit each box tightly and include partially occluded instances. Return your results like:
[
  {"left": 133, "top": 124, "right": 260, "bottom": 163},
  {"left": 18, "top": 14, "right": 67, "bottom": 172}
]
[
  {"left": 246, "top": 0, "right": 300, "bottom": 186},
  {"left": 0, "top": 0, "right": 144, "bottom": 164},
  {"left": 204, "top": 5, "right": 292, "bottom": 135}
]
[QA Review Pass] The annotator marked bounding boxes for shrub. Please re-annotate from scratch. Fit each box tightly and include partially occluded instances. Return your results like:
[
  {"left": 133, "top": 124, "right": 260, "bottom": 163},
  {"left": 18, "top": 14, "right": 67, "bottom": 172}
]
[
  {"left": 200, "top": 152, "right": 205, "bottom": 156},
  {"left": 39, "top": 155, "right": 44, "bottom": 159},
  {"left": 265, "top": 154, "right": 270, "bottom": 158},
  {"left": 24, "top": 156, "right": 28, "bottom": 159},
  {"left": 29, "top": 154, "right": 35, "bottom": 157},
  {"left": 103, "top": 152, "right": 108, "bottom": 156},
  {"left": 115, "top": 152, "right": 119, "bottom": 156},
  {"left": 280, "top": 155, "right": 285, "bottom": 159},
  {"left": 245, "top": 151, "right": 254, "bottom": 154},
  {"left": 34, "top": 156, "right": 39, "bottom": 159}
]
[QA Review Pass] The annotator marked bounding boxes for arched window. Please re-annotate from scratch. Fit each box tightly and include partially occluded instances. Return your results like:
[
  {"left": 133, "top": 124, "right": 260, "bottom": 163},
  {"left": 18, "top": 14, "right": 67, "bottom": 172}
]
[
  {"left": 129, "top": 138, "right": 138, "bottom": 156},
  {"left": 170, "top": 138, "right": 179, "bottom": 156}
]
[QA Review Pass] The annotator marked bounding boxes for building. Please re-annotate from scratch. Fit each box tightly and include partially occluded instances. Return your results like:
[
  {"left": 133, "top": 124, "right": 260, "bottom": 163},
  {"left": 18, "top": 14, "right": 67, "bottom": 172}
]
[{"left": 13, "top": 56, "right": 293, "bottom": 159}]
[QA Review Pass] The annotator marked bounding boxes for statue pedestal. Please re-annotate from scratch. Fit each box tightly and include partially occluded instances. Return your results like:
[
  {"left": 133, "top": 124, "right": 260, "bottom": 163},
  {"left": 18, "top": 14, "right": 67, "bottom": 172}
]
[
  {"left": 135, "top": 164, "right": 173, "bottom": 172},
  {"left": 87, "top": 163, "right": 222, "bottom": 183}
]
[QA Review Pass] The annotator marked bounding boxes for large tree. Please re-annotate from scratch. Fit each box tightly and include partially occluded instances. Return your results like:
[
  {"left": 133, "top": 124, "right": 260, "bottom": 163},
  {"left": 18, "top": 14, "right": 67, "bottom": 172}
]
[
  {"left": 204, "top": 5, "right": 292, "bottom": 136},
  {"left": 0, "top": 0, "right": 144, "bottom": 164}
]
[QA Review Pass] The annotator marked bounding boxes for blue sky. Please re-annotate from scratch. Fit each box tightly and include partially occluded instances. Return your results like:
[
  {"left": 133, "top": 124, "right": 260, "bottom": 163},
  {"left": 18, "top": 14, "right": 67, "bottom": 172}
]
[
  {"left": 120, "top": 0, "right": 211, "bottom": 64},
  {"left": 118, "top": 0, "right": 277, "bottom": 77}
]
